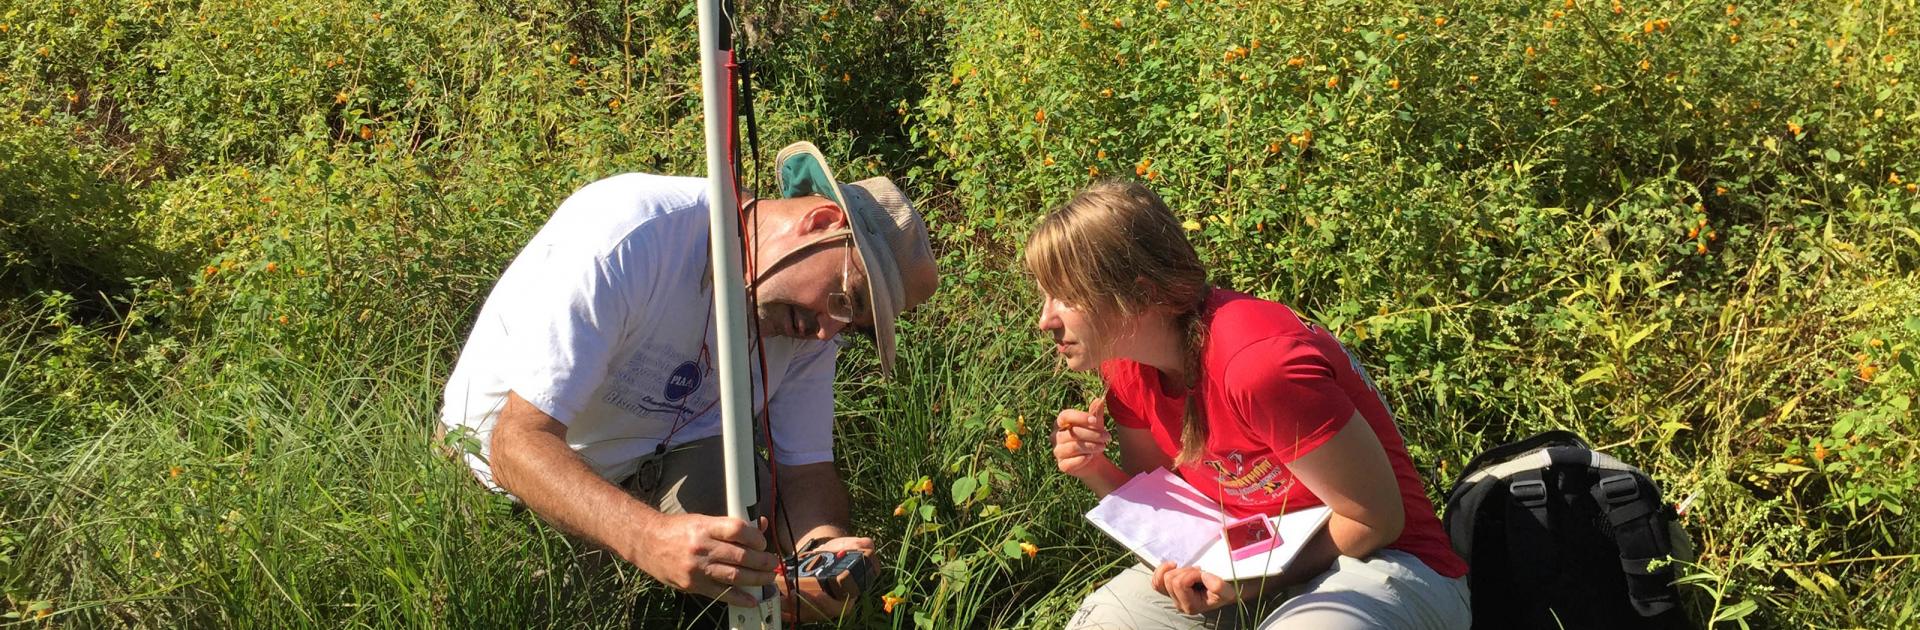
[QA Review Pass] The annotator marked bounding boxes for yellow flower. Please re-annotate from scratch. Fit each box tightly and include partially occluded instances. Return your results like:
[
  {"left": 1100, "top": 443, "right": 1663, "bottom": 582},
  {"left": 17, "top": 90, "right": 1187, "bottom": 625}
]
[
  {"left": 1100, "top": 88, "right": 1113, "bottom": 98},
  {"left": 1182, "top": 219, "right": 1202, "bottom": 232},
  {"left": 1387, "top": 78, "right": 1400, "bottom": 90},
  {"left": 1020, "top": 542, "right": 1039, "bottom": 558}
]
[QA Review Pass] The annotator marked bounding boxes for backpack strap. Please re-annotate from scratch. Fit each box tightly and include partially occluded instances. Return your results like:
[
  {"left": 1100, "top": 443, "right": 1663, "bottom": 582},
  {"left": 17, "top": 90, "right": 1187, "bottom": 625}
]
[
  {"left": 1504, "top": 468, "right": 1557, "bottom": 599},
  {"left": 1593, "top": 473, "right": 1681, "bottom": 617}
]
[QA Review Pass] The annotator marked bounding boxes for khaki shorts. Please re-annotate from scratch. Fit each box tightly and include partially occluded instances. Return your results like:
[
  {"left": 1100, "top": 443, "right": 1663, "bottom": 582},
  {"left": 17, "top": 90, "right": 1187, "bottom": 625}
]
[
  {"left": 617, "top": 435, "right": 773, "bottom": 518},
  {"left": 1066, "top": 549, "right": 1471, "bottom": 630}
]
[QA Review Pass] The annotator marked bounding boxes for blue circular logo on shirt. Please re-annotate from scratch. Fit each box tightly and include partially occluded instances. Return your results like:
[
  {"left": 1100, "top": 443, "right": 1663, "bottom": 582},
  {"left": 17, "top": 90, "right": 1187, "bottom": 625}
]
[{"left": 665, "top": 361, "right": 701, "bottom": 401}]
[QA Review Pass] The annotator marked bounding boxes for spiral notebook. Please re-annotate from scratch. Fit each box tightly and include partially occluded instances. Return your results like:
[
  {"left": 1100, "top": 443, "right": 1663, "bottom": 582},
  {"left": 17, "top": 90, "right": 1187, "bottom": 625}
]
[{"left": 1084, "top": 467, "right": 1332, "bottom": 579}]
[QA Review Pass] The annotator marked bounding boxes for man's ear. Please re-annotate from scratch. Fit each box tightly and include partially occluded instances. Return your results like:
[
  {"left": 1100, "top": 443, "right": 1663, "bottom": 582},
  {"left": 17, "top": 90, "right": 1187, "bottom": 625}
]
[{"left": 796, "top": 201, "right": 851, "bottom": 236}]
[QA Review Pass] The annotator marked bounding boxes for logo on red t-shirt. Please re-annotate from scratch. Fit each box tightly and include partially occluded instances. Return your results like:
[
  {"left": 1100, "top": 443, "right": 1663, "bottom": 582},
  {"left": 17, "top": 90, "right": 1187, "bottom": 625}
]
[{"left": 1203, "top": 451, "right": 1294, "bottom": 499}]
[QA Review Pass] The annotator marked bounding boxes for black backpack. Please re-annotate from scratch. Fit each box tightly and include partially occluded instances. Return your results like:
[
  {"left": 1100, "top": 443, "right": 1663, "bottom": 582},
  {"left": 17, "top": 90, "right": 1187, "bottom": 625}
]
[{"left": 1442, "top": 431, "right": 1695, "bottom": 630}]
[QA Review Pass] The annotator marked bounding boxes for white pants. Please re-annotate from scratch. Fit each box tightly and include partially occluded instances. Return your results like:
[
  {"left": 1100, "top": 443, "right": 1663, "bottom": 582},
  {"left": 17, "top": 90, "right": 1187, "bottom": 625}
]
[{"left": 1067, "top": 549, "right": 1471, "bottom": 630}]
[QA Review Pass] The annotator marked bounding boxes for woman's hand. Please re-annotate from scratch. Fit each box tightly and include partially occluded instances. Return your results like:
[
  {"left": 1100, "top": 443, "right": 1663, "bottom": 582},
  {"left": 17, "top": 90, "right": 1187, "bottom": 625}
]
[
  {"left": 1149, "top": 561, "right": 1241, "bottom": 615},
  {"left": 1052, "top": 397, "right": 1112, "bottom": 479}
]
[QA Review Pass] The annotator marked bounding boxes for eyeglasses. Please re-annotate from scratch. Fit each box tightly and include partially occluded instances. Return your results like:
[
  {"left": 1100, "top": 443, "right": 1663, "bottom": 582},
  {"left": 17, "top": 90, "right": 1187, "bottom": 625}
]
[{"left": 825, "top": 237, "right": 862, "bottom": 324}]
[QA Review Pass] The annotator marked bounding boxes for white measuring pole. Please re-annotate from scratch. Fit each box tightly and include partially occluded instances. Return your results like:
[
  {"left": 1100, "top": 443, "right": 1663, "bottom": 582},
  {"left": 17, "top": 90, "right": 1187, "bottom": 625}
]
[{"left": 695, "top": 0, "right": 778, "bottom": 626}]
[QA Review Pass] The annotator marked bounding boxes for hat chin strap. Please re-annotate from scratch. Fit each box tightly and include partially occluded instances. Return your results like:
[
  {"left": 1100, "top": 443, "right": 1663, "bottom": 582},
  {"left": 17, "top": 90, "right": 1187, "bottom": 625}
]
[{"left": 748, "top": 228, "right": 853, "bottom": 287}]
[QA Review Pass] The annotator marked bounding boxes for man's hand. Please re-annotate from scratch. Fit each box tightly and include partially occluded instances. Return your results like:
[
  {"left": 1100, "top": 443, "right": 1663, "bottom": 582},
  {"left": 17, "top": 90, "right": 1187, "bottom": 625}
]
[
  {"left": 627, "top": 513, "right": 781, "bottom": 608},
  {"left": 777, "top": 536, "right": 877, "bottom": 623},
  {"left": 1053, "top": 397, "right": 1112, "bottom": 479},
  {"left": 1150, "top": 562, "right": 1242, "bottom": 616}
]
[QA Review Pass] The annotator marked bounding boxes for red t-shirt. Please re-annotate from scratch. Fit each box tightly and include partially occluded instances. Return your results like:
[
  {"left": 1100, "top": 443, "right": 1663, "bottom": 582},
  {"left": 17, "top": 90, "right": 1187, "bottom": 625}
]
[{"left": 1101, "top": 289, "right": 1467, "bottom": 579}]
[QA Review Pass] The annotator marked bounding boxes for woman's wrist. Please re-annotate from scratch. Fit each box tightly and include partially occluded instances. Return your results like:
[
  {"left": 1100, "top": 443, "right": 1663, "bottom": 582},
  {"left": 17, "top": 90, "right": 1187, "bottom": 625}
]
[{"left": 1077, "top": 460, "right": 1131, "bottom": 497}]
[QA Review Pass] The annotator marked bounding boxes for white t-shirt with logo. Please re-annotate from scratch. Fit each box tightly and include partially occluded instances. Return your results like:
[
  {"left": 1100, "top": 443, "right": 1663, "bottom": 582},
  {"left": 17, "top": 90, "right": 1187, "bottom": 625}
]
[{"left": 441, "top": 173, "right": 837, "bottom": 490}]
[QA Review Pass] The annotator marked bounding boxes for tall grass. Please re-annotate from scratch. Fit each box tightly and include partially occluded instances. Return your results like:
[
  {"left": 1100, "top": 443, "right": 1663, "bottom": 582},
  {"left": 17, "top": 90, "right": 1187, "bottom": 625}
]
[{"left": 3, "top": 0, "right": 1917, "bottom": 627}]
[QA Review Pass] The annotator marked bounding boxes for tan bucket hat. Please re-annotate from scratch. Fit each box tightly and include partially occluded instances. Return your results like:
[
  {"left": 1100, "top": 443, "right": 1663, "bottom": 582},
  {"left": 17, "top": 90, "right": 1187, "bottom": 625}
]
[{"left": 775, "top": 141, "right": 938, "bottom": 377}]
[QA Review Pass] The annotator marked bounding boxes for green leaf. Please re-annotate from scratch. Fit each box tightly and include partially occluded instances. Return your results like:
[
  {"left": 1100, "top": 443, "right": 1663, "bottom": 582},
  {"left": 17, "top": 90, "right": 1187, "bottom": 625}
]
[
  {"left": 1822, "top": 148, "right": 1843, "bottom": 163},
  {"left": 1713, "top": 599, "right": 1759, "bottom": 622},
  {"left": 1001, "top": 540, "right": 1024, "bottom": 559},
  {"left": 1575, "top": 364, "right": 1616, "bottom": 385},
  {"left": 950, "top": 476, "right": 978, "bottom": 505}
]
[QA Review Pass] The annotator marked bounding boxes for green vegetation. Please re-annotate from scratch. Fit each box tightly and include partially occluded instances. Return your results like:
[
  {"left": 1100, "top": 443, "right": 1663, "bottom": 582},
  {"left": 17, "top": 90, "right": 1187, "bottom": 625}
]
[{"left": 3, "top": 0, "right": 1916, "bottom": 627}]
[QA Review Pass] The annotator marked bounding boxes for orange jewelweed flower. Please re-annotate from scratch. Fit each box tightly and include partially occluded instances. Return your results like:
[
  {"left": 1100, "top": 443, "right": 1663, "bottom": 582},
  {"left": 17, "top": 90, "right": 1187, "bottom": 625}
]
[
  {"left": 1787, "top": 121, "right": 1802, "bottom": 135},
  {"left": 1043, "top": 157, "right": 1055, "bottom": 167},
  {"left": 1005, "top": 432, "right": 1022, "bottom": 451},
  {"left": 1112, "top": 18, "right": 1124, "bottom": 29},
  {"left": 893, "top": 503, "right": 906, "bottom": 517},
  {"left": 1688, "top": 226, "right": 1699, "bottom": 238},
  {"left": 1034, "top": 109, "right": 1045, "bottom": 123},
  {"left": 1859, "top": 364, "right": 1878, "bottom": 381},
  {"left": 1267, "top": 141, "right": 1281, "bottom": 153},
  {"left": 917, "top": 478, "right": 933, "bottom": 494},
  {"left": 1155, "top": 0, "right": 1170, "bottom": 10},
  {"left": 1136, "top": 158, "right": 1151, "bottom": 176},
  {"left": 265, "top": 262, "right": 278, "bottom": 273},
  {"left": 1695, "top": 242, "right": 1707, "bottom": 254},
  {"left": 1889, "top": 172, "right": 1902, "bottom": 184},
  {"left": 204, "top": 265, "right": 218, "bottom": 278},
  {"left": 882, "top": 594, "right": 904, "bottom": 613},
  {"left": 169, "top": 465, "right": 183, "bottom": 478},
  {"left": 1100, "top": 88, "right": 1113, "bottom": 98},
  {"left": 359, "top": 125, "right": 372, "bottom": 140},
  {"left": 1434, "top": 16, "right": 1448, "bottom": 26},
  {"left": 1813, "top": 443, "right": 1829, "bottom": 462},
  {"left": 277, "top": 315, "right": 290, "bottom": 325},
  {"left": 1096, "top": 149, "right": 1107, "bottom": 159},
  {"left": 1387, "top": 78, "right": 1401, "bottom": 90},
  {"left": 1907, "top": 183, "right": 1917, "bottom": 193},
  {"left": 1020, "top": 542, "right": 1039, "bottom": 558},
  {"left": 1287, "top": 56, "right": 1305, "bottom": 67},
  {"left": 1327, "top": 76, "right": 1340, "bottom": 88},
  {"left": 1088, "top": 165, "right": 1099, "bottom": 176},
  {"left": 1715, "top": 185, "right": 1727, "bottom": 195}
]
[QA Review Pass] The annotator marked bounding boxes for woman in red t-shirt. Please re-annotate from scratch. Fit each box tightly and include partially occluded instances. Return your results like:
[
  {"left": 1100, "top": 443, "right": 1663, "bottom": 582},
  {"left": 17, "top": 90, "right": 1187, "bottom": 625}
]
[{"left": 1027, "top": 181, "right": 1471, "bottom": 629}]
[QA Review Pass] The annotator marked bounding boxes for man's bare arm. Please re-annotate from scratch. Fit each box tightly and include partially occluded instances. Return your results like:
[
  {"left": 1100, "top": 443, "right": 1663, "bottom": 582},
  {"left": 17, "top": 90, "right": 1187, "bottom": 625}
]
[{"left": 489, "top": 391, "right": 778, "bottom": 607}]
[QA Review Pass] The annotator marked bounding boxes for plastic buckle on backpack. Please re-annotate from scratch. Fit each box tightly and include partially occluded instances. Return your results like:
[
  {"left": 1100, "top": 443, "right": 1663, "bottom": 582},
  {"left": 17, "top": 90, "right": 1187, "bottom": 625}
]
[
  {"left": 1510, "top": 479, "right": 1549, "bottom": 508},
  {"left": 1598, "top": 474, "right": 1641, "bottom": 505}
]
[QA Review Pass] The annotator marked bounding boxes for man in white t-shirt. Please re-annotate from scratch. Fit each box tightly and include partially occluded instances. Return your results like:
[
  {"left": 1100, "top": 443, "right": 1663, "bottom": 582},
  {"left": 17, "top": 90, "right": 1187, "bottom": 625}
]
[{"left": 439, "top": 142, "right": 938, "bottom": 622}]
